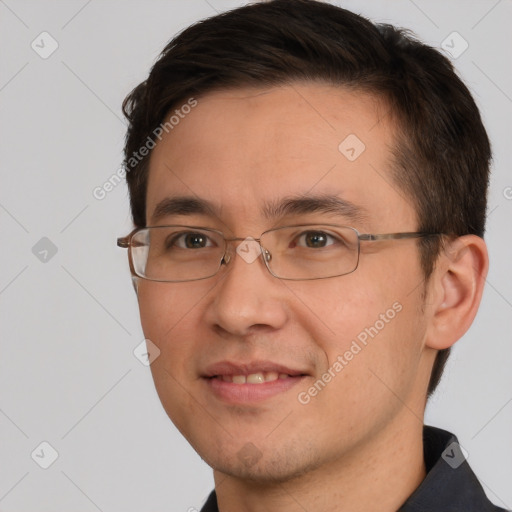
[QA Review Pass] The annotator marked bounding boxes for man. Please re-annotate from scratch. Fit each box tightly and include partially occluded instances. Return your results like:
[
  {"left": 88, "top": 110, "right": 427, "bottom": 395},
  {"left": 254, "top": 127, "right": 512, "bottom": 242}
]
[{"left": 117, "top": 1, "right": 506, "bottom": 510}]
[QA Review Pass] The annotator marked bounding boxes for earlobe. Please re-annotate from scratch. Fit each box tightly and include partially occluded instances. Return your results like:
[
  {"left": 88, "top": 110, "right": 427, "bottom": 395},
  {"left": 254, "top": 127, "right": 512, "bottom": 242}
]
[{"left": 425, "top": 235, "right": 488, "bottom": 351}]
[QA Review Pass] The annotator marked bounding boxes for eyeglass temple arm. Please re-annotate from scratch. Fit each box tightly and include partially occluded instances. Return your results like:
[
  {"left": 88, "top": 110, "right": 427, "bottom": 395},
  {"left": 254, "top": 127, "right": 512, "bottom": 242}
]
[
  {"left": 117, "top": 237, "right": 130, "bottom": 248},
  {"left": 358, "top": 232, "right": 440, "bottom": 241},
  {"left": 117, "top": 236, "right": 150, "bottom": 249}
]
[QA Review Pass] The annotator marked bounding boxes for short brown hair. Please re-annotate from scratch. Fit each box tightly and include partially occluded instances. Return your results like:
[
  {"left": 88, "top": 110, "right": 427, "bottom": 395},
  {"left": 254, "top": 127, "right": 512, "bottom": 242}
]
[{"left": 122, "top": 0, "right": 491, "bottom": 395}]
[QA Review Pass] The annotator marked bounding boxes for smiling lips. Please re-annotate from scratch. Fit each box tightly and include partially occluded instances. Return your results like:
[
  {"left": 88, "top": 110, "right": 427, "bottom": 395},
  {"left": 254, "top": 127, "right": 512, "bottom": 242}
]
[
  {"left": 217, "top": 372, "right": 291, "bottom": 384},
  {"left": 203, "top": 361, "right": 308, "bottom": 403}
]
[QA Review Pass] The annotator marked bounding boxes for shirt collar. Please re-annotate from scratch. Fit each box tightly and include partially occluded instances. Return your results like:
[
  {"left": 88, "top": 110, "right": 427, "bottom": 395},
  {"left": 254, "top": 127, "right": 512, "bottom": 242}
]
[{"left": 399, "top": 425, "right": 506, "bottom": 511}]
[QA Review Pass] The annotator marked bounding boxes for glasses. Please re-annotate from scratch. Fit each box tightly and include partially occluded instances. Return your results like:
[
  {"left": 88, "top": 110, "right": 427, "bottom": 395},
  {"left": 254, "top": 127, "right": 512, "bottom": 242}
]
[{"left": 117, "top": 224, "right": 440, "bottom": 282}]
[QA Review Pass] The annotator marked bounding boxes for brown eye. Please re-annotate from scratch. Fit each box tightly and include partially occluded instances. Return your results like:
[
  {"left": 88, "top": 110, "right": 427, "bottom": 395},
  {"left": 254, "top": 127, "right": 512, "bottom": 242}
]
[
  {"left": 295, "top": 231, "right": 334, "bottom": 248},
  {"left": 304, "top": 232, "right": 328, "bottom": 248},
  {"left": 184, "top": 233, "right": 208, "bottom": 248},
  {"left": 168, "top": 232, "right": 214, "bottom": 249}
]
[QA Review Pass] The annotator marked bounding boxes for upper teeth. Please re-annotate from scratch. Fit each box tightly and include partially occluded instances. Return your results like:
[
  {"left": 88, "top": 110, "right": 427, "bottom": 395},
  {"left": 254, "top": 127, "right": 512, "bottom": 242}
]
[{"left": 220, "top": 372, "right": 290, "bottom": 384}]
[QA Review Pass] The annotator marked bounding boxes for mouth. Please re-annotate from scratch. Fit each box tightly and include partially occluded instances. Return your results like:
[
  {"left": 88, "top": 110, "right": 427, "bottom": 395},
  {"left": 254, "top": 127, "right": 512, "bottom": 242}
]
[
  {"left": 202, "top": 361, "right": 309, "bottom": 403},
  {"left": 214, "top": 372, "right": 296, "bottom": 384}
]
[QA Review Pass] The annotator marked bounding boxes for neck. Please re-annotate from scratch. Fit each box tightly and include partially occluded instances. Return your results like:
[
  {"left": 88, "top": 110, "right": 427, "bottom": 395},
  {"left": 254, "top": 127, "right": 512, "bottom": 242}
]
[{"left": 213, "top": 413, "right": 426, "bottom": 512}]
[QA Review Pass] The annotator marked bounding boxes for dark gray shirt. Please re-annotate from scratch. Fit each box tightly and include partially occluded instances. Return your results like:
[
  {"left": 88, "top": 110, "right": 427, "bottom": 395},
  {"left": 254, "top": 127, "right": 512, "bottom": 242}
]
[{"left": 200, "top": 426, "right": 509, "bottom": 511}]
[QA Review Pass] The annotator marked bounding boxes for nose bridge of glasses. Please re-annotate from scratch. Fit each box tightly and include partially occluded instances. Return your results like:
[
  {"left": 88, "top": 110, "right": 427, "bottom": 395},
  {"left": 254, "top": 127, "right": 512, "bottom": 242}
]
[{"left": 221, "top": 236, "right": 271, "bottom": 267}]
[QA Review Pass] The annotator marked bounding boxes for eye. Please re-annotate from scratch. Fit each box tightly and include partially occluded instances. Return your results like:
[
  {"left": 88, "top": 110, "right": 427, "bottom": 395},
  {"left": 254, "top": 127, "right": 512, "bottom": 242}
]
[
  {"left": 295, "top": 231, "right": 336, "bottom": 249},
  {"left": 168, "top": 231, "right": 214, "bottom": 249}
]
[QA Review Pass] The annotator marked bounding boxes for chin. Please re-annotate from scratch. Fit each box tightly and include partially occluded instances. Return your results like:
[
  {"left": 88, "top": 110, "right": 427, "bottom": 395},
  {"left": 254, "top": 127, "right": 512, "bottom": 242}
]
[{"left": 201, "top": 438, "right": 323, "bottom": 484}]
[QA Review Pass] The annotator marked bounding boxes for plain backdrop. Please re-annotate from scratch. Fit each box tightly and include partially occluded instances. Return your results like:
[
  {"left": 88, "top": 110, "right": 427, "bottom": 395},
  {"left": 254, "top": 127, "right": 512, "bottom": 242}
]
[{"left": 1, "top": 1, "right": 511, "bottom": 510}]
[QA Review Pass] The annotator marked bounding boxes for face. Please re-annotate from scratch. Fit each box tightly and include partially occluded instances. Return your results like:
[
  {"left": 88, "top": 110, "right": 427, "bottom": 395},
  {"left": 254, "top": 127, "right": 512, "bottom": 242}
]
[{"left": 137, "top": 83, "right": 435, "bottom": 482}]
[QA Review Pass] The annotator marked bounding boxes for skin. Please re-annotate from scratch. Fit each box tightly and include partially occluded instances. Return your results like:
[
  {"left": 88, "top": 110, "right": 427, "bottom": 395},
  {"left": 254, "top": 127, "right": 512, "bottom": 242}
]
[{"left": 135, "top": 83, "right": 488, "bottom": 512}]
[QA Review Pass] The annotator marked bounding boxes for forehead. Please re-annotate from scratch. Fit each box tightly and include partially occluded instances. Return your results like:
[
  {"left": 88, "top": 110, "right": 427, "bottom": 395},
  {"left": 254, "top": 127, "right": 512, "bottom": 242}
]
[{"left": 146, "top": 83, "right": 416, "bottom": 231}]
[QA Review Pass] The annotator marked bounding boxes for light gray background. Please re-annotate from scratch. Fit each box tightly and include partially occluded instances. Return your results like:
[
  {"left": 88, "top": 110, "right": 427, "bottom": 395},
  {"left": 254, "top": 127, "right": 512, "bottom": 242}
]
[{"left": 0, "top": 1, "right": 511, "bottom": 510}]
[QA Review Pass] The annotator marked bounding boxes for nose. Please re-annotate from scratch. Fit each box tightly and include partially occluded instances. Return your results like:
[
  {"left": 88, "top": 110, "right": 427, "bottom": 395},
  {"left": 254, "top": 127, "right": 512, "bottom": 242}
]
[{"left": 204, "top": 240, "right": 288, "bottom": 337}]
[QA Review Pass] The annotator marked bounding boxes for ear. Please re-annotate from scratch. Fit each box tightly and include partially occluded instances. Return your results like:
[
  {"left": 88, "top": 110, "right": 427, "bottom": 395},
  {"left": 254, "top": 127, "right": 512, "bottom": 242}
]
[{"left": 425, "top": 235, "right": 488, "bottom": 350}]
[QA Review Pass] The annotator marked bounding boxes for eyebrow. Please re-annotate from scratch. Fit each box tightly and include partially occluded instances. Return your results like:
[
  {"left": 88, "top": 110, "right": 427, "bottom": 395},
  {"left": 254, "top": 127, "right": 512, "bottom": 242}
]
[
  {"left": 262, "top": 194, "right": 368, "bottom": 224},
  {"left": 150, "top": 194, "right": 368, "bottom": 225},
  {"left": 151, "top": 196, "right": 216, "bottom": 223}
]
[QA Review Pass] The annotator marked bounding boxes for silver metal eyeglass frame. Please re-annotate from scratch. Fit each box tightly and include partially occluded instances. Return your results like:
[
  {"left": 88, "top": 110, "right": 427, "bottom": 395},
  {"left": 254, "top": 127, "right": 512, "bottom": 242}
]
[{"left": 117, "top": 224, "right": 442, "bottom": 282}]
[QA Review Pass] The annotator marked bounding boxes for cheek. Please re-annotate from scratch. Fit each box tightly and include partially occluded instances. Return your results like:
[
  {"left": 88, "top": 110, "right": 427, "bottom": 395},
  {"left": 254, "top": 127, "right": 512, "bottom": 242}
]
[
  {"left": 137, "top": 282, "right": 205, "bottom": 387},
  {"left": 137, "top": 283, "right": 207, "bottom": 434},
  {"left": 291, "top": 271, "right": 426, "bottom": 393},
  {"left": 284, "top": 277, "right": 387, "bottom": 362},
  {"left": 137, "top": 283, "right": 171, "bottom": 341},
  {"left": 296, "top": 286, "right": 425, "bottom": 436},
  {"left": 137, "top": 282, "right": 205, "bottom": 343}
]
